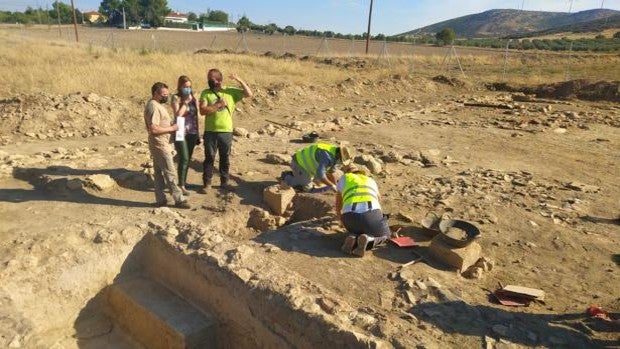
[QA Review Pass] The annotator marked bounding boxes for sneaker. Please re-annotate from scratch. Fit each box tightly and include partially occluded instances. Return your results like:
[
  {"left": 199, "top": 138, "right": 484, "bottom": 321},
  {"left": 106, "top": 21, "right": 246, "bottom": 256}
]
[
  {"left": 174, "top": 200, "right": 191, "bottom": 209},
  {"left": 181, "top": 187, "right": 191, "bottom": 196},
  {"left": 153, "top": 201, "right": 168, "bottom": 207},
  {"left": 352, "top": 234, "right": 370, "bottom": 257},
  {"left": 341, "top": 235, "right": 357, "bottom": 254}
]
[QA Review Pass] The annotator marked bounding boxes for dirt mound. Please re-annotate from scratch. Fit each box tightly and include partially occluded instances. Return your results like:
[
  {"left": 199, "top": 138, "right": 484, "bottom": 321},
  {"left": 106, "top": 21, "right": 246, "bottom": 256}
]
[
  {"left": 318, "top": 57, "right": 368, "bottom": 69},
  {"left": 432, "top": 75, "right": 466, "bottom": 87},
  {"left": 0, "top": 92, "right": 143, "bottom": 145},
  {"left": 487, "top": 80, "right": 620, "bottom": 103}
]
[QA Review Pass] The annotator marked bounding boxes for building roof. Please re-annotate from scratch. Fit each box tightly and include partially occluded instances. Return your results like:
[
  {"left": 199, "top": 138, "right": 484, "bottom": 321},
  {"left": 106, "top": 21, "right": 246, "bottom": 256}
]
[
  {"left": 166, "top": 11, "right": 188, "bottom": 18},
  {"left": 83, "top": 11, "right": 101, "bottom": 16}
]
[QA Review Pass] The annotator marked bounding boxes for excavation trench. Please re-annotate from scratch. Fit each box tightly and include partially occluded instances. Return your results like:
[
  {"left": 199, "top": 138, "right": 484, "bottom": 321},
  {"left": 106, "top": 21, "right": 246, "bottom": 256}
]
[{"left": 73, "top": 202, "right": 377, "bottom": 349}]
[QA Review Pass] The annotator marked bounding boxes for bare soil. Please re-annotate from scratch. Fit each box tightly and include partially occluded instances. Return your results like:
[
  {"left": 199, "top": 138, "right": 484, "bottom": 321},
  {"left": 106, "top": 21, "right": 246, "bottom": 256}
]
[{"left": 1, "top": 64, "right": 619, "bottom": 348}]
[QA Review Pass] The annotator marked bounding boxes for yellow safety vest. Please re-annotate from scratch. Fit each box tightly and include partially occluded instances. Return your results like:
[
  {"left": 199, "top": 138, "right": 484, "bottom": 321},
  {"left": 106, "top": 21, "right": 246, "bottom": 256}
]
[
  {"left": 294, "top": 143, "right": 337, "bottom": 177},
  {"left": 341, "top": 173, "right": 378, "bottom": 205}
]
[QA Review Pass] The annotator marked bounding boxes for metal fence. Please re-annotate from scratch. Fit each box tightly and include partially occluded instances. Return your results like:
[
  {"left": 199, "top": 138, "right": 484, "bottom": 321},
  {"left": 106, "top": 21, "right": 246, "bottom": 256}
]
[{"left": 6, "top": 24, "right": 620, "bottom": 83}]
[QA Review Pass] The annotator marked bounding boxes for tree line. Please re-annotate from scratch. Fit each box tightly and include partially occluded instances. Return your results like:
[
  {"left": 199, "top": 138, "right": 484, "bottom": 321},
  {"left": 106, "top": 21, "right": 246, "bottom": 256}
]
[
  {"left": 401, "top": 27, "right": 620, "bottom": 53},
  {"left": 2, "top": 6, "right": 618, "bottom": 53},
  {"left": 0, "top": 2, "right": 83, "bottom": 25}
]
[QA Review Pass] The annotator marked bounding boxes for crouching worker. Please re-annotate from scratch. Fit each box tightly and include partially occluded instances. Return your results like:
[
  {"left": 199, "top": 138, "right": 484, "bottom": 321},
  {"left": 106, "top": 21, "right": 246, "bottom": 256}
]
[
  {"left": 282, "top": 143, "right": 352, "bottom": 192},
  {"left": 335, "top": 164, "right": 390, "bottom": 257}
]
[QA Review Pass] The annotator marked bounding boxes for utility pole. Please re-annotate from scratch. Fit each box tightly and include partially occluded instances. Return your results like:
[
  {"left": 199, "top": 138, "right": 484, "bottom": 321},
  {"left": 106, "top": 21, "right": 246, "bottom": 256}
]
[
  {"left": 36, "top": 0, "right": 42, "bottom": 24},
  {"left": 45, "top": 3, "right": 51, "bottom": 29},
  {"left": 55, "top": 1, "right": 62, "bottom": 37},
  {"left": 70, "top": 0, "right": 78, "bottom": 42},
  {"left": 568, "top": 0, "right": 574, "bottom": 14},
  {"left": 521, "top": 0, "right": 525, "bottom": 10},
  {"left": 365, "top": 0, "right": 374, "bottom": 55},
  {"left": 122, "top": 7, "right": 126, "bottom": 29}
]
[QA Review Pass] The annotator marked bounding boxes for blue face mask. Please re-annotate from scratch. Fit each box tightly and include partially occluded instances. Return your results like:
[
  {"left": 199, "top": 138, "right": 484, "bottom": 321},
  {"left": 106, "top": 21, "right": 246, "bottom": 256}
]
[{"left": 182, "top": 87, "right": 192, "bottom": 95}]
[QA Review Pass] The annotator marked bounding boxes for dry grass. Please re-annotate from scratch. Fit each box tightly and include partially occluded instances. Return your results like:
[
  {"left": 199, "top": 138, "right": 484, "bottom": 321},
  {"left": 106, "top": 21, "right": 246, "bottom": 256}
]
[
  {"left": 0, "top": 32, "right": 368, "bottom": 97},
  {"left": 1, "top": 28, "right": 618, "bottom": 98}
]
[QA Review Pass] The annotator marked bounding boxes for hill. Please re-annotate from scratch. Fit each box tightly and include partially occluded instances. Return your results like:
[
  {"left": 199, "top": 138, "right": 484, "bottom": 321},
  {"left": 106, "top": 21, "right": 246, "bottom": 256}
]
[
  {"left": 397, "top": 8, "right": 620, "bottom": 38},
  {"left": 509, "top": 13, "right": 620, "bottom": 38}
]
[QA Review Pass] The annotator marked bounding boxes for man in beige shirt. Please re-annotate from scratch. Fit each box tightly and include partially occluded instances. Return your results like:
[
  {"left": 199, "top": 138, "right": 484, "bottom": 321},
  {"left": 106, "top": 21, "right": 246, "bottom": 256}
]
[{"left": 144, "top": 82, "right": 190, "bottom": 208}]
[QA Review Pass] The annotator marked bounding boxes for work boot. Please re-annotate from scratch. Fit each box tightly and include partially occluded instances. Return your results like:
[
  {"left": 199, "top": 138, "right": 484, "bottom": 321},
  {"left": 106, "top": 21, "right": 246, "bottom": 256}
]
[
  {"left": 352, "top": 234, "right": 371, "bottom": 257},
  {"left": 153, "top": 200, "right": 168, "bottom": 207},
  {"left": 220, "top": 180, "right": 236, "bottom": 192},
  {"left": 341, "top": 235, "right": 357, "bottom": 254},
  {"left": 197, "top": 183, "right": 211, "bottom": 194}
]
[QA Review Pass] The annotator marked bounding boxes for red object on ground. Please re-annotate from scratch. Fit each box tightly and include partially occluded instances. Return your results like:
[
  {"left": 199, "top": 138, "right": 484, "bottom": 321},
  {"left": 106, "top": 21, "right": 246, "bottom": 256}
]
[
  {"left": 389, "top": 236, "right": 416, "bottom": 247},
  {"left": 588, "top": 305, "right": 611, "bottom": 321}
]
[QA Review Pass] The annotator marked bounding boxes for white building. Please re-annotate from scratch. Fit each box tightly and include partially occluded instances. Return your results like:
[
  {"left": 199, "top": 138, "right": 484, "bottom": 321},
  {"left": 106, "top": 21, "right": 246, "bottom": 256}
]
[{"left": 164, "top": 11, "right": 188, "bottom": 23}]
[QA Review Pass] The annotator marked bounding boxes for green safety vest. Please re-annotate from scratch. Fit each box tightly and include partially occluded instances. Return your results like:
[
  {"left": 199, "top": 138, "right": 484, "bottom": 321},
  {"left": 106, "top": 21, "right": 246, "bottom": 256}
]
[
  {"left": 341, "top": 173, "right": 378, "bottom": 205},
  {"left": 294, "top": 143, "right": 337, "bottom": 177}
]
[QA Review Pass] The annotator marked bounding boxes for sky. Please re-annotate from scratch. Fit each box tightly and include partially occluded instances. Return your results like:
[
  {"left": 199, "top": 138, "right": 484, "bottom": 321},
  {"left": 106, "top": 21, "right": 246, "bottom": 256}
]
[{"left": 3, "top": 0, "right": 620, "bottom": 35}]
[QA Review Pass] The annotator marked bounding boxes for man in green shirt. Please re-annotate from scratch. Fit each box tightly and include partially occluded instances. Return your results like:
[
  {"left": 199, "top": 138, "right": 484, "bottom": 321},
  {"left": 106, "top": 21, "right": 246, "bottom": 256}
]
[{"left": 198, "top": 68, "right": 253, "bottom": 192}]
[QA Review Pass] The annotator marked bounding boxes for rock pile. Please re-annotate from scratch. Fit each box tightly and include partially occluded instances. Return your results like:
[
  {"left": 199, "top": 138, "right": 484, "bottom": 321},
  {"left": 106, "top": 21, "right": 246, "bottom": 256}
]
[{"left": 0, "top": 92, "right": 142, "bottom": 145}]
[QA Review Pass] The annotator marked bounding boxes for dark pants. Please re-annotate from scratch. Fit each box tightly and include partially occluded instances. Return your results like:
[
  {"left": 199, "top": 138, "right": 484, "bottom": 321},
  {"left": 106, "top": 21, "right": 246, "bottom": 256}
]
[
  {"left": 203, "top": 131, "right": 233, "bottom": 185},
  {"left": 174, "top": 133, "right": 198, "bottom": 187},
  {"left": 342, "top": 209, "right": 390, "bottom": 249}
]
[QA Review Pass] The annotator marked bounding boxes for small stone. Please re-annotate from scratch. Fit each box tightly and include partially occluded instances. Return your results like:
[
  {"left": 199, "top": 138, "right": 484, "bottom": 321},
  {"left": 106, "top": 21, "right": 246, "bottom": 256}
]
[
  {"left": 404, "top": 291, "right": 416, "bottom": 304},
  {"left": 317, "top": 297, "right": 338, "bottom": 314},
  {"left": 565, "top": 182, "right": 599, "bottom": 193},
  {"left": 227, "top": 245, "right": 254, "bottom": 264},
  {"left": 264, "top": 153, "right": 290, "bottom": 165},
  {"left": 484, "top": 336, "right": 496, "bottom": 349},
  {"left": 265, "top": 244, "right": 281, "bottom": 253},
  {"left": 354, "top": 154, "right": 383, "bottom": 174},
  {"left": 462, "top": 266, "right": 484, "bottom": 279},
  {"left": 93, "top": 230, "right": 116, "bottom": 243},
  {"left": 380, "top": 291, "right": 394, "bottom": 309},
  {"left": 351, "top": 312, "right": 377, "bottom": 329},
  {"left": 165, "top": 227, "right": 179, "bottom": 237},
  {"left": 85, "top": 92, "right": 100, "bottom": 102},
  {"left": 85, "top": 174, "right": 116, "bottom": 191},
  {"left": 399, "top": 269, "right": 415, "bottom": 281},
  {"left": 233, "top": 127, "right": 249, "bottom": 137},
  {"left": 248, "top": 208, "right": 278, "bottom": 231},
  {"left": 397, "top": 211, "right": 415, "bottom": 223},
  {"left": 209, "top": 234, "right": 224, "bottom": 244},
  {"left": 426, "top": 277, "right": 442, "bottom": 288},
  {"left": 553, "top": 128, "right": 567, "bottom": 134},
  {"left": 236, "top": 268, "right": 253, "bottom": 283},
  {"left": 8, "top": 335, "right": 21, "bottom": 348},
  {"left": 415, "top": 279, "right": 427, "bottom": 290}
]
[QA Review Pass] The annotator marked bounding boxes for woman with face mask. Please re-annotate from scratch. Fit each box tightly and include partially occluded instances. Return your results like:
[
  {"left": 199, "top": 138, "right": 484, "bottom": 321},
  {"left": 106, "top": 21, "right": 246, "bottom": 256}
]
[{"left": 171, "top": 75, "right": 201, "bottom": 195}]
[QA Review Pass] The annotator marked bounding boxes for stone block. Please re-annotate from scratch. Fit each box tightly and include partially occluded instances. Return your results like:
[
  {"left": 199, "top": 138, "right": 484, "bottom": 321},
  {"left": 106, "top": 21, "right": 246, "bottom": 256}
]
[
  {"left": 428, "top": 235, "right": 481, "bottom": 271},
  {"left": 263, "top": 185, "right": 296, "bottom": 215},
  {"left": 85, "top": 174, "right": 116, "bottom": 191},
  {"left": 108, "top": 278, "right": 217, "bottom": 349}
]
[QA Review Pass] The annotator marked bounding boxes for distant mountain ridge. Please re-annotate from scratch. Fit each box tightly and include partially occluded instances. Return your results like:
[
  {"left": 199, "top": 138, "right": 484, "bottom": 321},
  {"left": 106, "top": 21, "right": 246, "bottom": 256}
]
[{"left": 397, "top": 8, "right": 620, "bottom": 38}]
